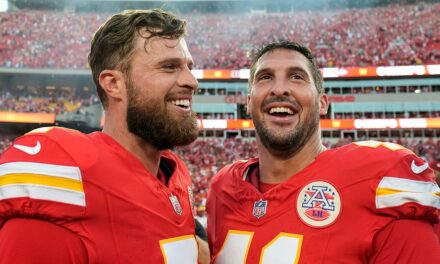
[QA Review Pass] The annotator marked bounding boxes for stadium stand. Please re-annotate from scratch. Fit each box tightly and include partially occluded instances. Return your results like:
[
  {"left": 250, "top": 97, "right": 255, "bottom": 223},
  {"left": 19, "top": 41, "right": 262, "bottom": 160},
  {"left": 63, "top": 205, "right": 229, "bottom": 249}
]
[
  {"left": 0, "top": 2, "right": 439, "bottom": 69},
  {"left": 0, "top": 86, "right": 99, "bottom": 114}
]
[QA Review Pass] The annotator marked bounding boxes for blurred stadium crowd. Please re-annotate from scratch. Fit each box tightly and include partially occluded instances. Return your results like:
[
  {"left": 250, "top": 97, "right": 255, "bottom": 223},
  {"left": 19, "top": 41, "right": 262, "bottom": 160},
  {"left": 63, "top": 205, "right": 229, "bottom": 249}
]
[
  {"left": 0, "top": 2, "right": 439, "bottom": 69},
  {"left": 0, "top": 86, "right": 99, "bottom": 114}
]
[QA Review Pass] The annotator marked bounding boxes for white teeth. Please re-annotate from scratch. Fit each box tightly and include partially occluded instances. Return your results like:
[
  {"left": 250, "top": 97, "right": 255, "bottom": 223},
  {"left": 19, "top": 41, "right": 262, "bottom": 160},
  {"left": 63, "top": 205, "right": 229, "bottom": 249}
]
[
  {"left": 269, "top": 107, "right": 294, "bottom": 114},
  {"left": 171, "top": 99, "right": 190, "bottom": 107}
]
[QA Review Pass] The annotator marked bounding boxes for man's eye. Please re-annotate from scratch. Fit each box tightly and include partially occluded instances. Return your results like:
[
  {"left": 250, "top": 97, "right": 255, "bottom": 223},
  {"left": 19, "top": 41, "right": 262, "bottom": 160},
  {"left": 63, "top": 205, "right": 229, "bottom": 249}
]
[
  {"left": 257, "top": 75, "right": 271, "bottom": 81},
  {"left": 291, "top": 74, "right": 304, "bottom": 80},
  {"left": 163, "top": 64, "right": 177, "bottom": 70}
]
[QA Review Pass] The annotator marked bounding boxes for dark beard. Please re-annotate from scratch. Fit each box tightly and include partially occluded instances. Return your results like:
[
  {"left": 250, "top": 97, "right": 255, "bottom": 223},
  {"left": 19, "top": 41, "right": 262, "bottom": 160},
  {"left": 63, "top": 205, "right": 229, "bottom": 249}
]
[
  {"left": 126, "top": 86, "right": 198, "bottom": 150},
  {"left": 253, "top": 98, "right": 320, "bottom": 157}
]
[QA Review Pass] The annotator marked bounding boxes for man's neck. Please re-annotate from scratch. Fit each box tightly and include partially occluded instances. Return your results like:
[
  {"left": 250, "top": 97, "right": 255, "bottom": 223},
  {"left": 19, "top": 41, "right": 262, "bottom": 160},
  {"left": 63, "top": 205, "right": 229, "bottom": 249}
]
[
  {"left": 257, "top": 134, "right": 326, "bottom": 184},
  {"left": 102, "top": 118, "right": 162, "bottom": 177}
]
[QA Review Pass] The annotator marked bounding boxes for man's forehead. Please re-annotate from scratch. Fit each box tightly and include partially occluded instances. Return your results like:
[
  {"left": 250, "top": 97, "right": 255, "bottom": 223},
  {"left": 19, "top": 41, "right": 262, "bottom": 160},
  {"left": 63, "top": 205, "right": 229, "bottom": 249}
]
[
  {"left": 256, "top": 49, "right": 310, "bottom": 70},
  {"left": 137, "top": 35, "right": 183, "bottom": 50},
  {"left": 131, "top": 36, "right": 193, "bottom": 69},
  {"left": 133, "top": 34, "right": 191, "bottom": 58}
]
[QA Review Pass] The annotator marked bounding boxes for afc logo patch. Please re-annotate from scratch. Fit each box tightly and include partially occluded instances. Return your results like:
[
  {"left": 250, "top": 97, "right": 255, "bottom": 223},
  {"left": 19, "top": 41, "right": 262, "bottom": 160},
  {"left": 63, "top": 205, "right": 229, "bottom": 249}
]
[{"left": 296, "top": 181, "right": 341, "bottom": 228}]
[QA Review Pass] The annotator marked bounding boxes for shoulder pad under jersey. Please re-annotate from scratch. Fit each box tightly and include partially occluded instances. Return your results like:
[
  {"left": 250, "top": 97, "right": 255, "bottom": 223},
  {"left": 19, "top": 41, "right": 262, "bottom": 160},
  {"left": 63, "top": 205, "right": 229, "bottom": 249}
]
[
  {"left": 348, "top": 141, "right": 440, "bottom": 222},
  {"left": 0, "top": 127, "right": 96, "bottom": 224}
]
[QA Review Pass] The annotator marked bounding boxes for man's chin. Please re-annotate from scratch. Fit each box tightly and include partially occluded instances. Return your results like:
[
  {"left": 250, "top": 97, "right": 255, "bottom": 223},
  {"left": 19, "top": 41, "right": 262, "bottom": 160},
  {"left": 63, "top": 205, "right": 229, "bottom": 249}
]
[
  {"left": 166, "top": 123, "right": 198, "bottom": 147},
  {"left": 256, "top": 128, "right": 299, "bottom": 152},
  {"left": 174, "top": 127, "right": 199, "bottom": 146}
]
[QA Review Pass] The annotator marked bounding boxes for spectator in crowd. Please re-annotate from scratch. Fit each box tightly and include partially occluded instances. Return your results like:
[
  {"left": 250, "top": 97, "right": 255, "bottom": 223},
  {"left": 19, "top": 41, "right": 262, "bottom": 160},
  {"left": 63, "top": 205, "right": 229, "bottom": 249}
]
[
  {"left": 0, "top": 137, "right": 13, "bottom": 154},
  {"left": 206, "top": 41, "right": 440, "bottom": 263},
  {"left": 0, "top": 9, "right": 208, "bottom": 263},
  {"left": 430, "top": 160, "right": 440, "bottom": 186}
]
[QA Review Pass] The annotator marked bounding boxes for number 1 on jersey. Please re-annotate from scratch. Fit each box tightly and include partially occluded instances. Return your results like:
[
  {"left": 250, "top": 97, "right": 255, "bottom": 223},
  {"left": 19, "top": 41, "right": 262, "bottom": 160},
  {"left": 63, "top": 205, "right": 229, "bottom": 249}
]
[
  {"left": 215, "top": 230, "right": 303, "bottom": 264},
  {"left": 159, "top": 235, "right": 198, "bottom": 264}
]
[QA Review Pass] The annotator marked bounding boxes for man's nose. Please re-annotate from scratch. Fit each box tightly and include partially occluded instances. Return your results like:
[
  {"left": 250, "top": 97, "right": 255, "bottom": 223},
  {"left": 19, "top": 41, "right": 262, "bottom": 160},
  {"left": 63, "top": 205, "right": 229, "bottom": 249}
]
[{"left": 178, "top": 66, "right": 199, "bottom": 91}]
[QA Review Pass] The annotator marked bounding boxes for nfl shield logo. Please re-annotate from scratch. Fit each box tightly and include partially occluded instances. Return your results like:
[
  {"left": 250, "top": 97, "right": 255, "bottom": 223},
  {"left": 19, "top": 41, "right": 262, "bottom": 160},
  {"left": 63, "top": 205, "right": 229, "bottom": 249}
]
[
  {"left": 253, "top": 199, "right": 268, "bottom": 219},
  {"left": 169, "top": 194, "right": 183, "bottom": 216}
]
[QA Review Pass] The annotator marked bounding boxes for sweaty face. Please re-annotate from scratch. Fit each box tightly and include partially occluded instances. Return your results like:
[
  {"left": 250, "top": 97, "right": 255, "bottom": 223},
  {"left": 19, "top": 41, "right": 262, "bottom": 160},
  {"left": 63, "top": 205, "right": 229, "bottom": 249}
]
[
  {"left": 248, "top": 49, "right": 326, "bottom": 156},
  {"left": 125, "top": 36, "right": 199, "bottom": 150}
]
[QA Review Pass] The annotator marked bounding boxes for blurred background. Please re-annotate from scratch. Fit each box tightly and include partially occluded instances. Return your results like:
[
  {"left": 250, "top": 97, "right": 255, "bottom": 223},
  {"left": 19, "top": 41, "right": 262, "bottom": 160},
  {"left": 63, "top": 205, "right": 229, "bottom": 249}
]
[{"left": 0, "top": 0, "right": 439, "bottom": 220}]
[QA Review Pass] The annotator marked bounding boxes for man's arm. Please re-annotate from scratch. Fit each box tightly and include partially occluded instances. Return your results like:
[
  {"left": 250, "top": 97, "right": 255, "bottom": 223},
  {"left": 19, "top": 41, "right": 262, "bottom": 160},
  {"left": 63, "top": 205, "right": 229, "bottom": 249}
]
[
  {"left": 371, "top": 219, "right": 440, "bottom": 263},
  {"left": 195, "top": 218, "right": 210, "bottom": 264},
  {"left": 0, "top": 218, "right": 88, "bottom": 264},
  {"left": 196, "top": 235, "right": 210, "bottom": 264}
]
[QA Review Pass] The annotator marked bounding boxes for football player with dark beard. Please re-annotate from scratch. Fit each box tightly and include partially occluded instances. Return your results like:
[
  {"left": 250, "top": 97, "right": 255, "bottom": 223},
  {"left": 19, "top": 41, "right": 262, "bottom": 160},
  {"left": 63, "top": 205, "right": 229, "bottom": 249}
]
[
  {"left": 0, "top": 9, "right": 208, "bottom": 264},
  {"left": 206, "top": 41, "right": 440, "bottom": 263}
]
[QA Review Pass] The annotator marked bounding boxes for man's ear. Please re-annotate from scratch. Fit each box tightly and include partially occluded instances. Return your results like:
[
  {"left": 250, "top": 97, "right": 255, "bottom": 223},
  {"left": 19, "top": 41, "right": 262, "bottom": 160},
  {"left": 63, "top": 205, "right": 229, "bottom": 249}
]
[
  {"left": 246, "top": 94, "right": 252, "bottom": 115},
  {"left": 319, "top": 93, "right": 329, "bottom": 116},
  {"left": 98, "top": 70, "right": 126, "bottom": 102}
]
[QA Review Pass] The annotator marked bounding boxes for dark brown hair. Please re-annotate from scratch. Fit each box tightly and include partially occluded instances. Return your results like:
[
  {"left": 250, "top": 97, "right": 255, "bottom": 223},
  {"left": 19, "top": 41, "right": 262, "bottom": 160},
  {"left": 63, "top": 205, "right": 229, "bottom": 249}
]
[{"left": 248, "top": 41, "right": 324, "bottom": 94}]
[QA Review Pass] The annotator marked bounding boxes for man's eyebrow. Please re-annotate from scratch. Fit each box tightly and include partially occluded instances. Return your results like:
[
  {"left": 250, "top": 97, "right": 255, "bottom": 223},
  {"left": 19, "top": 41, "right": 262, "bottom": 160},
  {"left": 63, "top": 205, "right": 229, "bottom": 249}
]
[
  {"left": 254, "top": 67, "right": 274, "bottom": 77},
  {"left": 254, "top": 66, "right": 310, "bottom": 77},
  {"left": 157, "top": 57, "right": 194, "bottom": 68},
  {"left": 286, "top": 66, "right": 310, "bottom": 76}
]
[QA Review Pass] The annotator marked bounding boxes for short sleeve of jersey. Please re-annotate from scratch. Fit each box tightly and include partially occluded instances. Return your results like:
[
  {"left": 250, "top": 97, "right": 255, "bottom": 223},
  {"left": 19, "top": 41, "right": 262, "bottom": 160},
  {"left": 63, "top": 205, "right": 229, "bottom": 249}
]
[
  {"left": 0, "top": 127, "right": 95, "bottom": 226},
  {"left": 371, "top": 144, "right": 440, "bottom": 223},
  {"left": 0, "top": 218, "right": 88, "bottom": 264},
  {"left": 370, "top": 219, "right": 440, "bottom": 262}
]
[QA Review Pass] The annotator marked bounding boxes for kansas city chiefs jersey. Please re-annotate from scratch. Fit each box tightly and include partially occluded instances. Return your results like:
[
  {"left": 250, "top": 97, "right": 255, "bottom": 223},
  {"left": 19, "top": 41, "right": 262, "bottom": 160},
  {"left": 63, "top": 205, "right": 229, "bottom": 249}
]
[
  {"left": 0, "top": 127, "right": 197, "bottom": 263},
  {"left": 207, "top": 141, "right": 440, "bottom": 263}
]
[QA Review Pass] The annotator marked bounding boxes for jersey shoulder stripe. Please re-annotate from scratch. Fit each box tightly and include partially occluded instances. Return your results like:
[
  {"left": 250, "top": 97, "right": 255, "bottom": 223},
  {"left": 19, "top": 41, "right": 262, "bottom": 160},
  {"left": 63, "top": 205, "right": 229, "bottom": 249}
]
[
  {"left": 0, "top": 161, "right": 85, "bottom": 206},
  {"left": 376, "top": 176, "right": 440, "bottom": 209},
  {"left": 353, "top": 140, "right": 407, "bottom": 151}
]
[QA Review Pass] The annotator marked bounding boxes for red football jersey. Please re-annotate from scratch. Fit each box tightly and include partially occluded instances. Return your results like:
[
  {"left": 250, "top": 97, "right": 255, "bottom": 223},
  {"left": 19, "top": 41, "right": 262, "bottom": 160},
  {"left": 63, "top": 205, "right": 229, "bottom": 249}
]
[
  {"left": 207, "top": 141, "right": 440, "bottom": 263},
  {"left": 0, "top": 127, "right": 198, "bottom": 263}
]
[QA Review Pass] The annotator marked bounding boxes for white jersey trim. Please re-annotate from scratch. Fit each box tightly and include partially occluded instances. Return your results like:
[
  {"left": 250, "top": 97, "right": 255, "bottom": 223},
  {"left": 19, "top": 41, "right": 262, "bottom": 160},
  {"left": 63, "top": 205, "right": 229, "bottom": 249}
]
[
  {"left": 0, "top": 162, "right": 82, "bottom": 181},
  {"left": 0, "top": 161, "right": 85, "bottom": 206},
  {"left": 0, "top": 184, "right": 85, "bottom": 206},
  {"left": 376, "top": 177, "right": 440, "bottom": 209}
]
